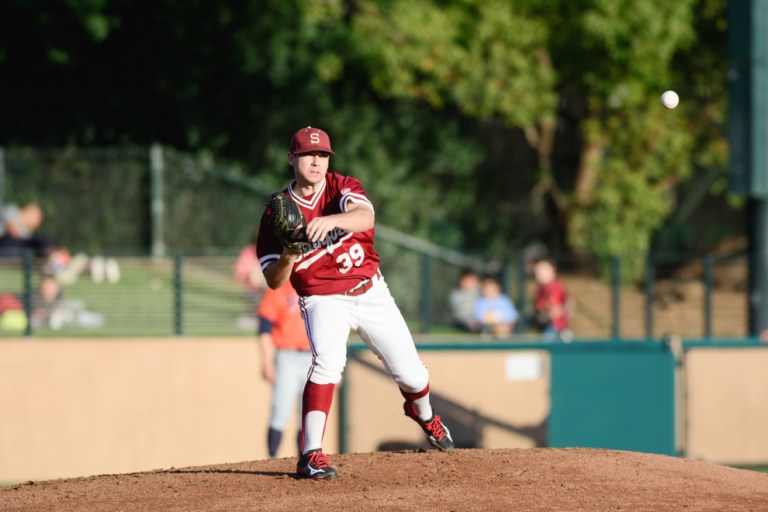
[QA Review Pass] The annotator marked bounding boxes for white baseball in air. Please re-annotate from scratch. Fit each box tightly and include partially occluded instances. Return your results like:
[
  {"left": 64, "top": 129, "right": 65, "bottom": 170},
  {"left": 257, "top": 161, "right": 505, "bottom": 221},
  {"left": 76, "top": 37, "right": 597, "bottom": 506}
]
[{"left": 660, "top": 90, "right": 679, "bottom": 109}]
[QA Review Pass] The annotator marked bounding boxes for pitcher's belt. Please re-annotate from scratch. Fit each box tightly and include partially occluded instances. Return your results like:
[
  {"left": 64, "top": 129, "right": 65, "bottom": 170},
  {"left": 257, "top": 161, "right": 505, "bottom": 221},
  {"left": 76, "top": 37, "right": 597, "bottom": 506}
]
[{"left": 344, "top": 269, "right": 382, "bottom": 297}]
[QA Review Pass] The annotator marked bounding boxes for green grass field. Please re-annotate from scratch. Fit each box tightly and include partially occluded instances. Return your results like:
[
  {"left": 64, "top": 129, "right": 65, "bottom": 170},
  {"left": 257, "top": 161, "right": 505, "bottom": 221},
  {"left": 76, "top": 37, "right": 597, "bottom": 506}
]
[{"left": 735, "top": 466, "right": 768, "bottom": 473}]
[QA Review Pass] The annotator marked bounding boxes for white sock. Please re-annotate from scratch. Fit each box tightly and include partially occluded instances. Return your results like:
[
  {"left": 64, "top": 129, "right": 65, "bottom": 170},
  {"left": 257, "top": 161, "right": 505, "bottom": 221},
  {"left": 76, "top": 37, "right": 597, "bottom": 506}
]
[
  {"left": 411, "top": 393, "right": 433, "bottom": 422},
  {"left": 302, "top": 410, "right": 327, "bottom": 454}
]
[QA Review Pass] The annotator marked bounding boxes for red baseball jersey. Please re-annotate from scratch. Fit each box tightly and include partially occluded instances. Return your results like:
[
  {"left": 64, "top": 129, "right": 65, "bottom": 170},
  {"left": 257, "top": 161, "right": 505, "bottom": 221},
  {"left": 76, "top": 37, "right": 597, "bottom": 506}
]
[{"left": 257, "top": 172, "right": 380, "bottom": 296}]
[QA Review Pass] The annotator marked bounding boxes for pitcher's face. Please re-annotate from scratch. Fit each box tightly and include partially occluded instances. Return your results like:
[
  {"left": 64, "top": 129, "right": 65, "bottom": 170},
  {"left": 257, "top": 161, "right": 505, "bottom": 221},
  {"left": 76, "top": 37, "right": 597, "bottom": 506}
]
[{"left": 289, "top": 151, "right": 330, "bottom": 187}]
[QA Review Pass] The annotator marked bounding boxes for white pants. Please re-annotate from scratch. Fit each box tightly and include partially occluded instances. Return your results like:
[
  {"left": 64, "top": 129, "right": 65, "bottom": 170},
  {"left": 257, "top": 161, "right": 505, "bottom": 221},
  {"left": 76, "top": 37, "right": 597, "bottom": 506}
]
[{"left": 299, "top": 277, "right": 429, "bottom": 393}]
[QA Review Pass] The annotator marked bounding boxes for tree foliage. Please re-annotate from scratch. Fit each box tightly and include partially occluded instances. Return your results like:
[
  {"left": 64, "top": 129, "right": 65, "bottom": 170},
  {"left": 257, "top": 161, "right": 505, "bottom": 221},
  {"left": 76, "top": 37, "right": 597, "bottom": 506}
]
[
  {"left": 347, "top": 0, "right": 711, "bottom": 278},
  {"left": 352, "top": 0, "right": 557, "bottom": 126},
  {"left": 551, "top": 0, "right": 700, "bottom": 278},
  {"left": 0, "top": 0, "right": 729, "bottom": 277}
]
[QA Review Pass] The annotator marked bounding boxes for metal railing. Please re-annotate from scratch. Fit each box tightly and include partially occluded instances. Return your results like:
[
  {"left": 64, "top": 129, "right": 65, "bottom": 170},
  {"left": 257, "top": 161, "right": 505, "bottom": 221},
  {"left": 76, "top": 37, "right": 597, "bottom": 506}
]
[{"left": 0, "top": 251, "right": 752, "bottom": 340}]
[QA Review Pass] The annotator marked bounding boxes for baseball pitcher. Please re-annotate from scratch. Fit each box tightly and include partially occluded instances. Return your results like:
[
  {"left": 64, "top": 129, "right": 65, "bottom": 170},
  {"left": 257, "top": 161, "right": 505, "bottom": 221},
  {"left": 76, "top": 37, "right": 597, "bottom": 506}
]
[{"left": 257, "top": 126, "right": 454, "bottom": 480}]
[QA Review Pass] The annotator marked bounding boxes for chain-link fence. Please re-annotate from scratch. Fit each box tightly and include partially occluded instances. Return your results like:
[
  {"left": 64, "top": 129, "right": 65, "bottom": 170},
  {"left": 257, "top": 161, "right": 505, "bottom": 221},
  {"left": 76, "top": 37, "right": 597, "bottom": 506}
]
[
  {"left": 1, "top": 146, "right": 274, "bottom": 254},
  {"left": 2, "top": 147, "right": 151, "bottom": 252},
  {"left": 0, "top": 146, "right": 753, "bottom": 339},
  {"left": 0, "top": 251, "right": 751, "bottom": 339}
]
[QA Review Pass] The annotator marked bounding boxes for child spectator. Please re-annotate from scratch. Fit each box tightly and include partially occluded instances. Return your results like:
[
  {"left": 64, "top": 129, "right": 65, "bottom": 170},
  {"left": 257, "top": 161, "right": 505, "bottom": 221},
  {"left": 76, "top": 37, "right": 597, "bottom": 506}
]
[
  {"left": 473, "top": 275, "right": 519, "bottom": 339},
  {"left": 449, "top": 269, "right": 481, "bottom": 332},
  {"left": 30, "top": 275, "right": 65, "bottom": 330},
  {"left": 30, "top": 273, "right": 105, "bottom": 331},
  {"left": 531, "top": 257, "right": 573, "bottom": 342}
]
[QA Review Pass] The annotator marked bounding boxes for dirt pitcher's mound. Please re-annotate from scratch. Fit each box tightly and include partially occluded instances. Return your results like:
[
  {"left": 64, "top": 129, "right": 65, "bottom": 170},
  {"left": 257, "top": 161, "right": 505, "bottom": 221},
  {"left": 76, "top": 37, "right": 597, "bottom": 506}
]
[{"left": 2, "top": 448, "right": 768, "bottom": 511}]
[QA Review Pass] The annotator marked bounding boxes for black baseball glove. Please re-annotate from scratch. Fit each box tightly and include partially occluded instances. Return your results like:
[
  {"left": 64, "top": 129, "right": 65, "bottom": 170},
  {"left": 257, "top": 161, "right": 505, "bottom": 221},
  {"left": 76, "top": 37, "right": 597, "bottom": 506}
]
[{"left": 267, "top": 192, "right": 314, "bottom": 254}]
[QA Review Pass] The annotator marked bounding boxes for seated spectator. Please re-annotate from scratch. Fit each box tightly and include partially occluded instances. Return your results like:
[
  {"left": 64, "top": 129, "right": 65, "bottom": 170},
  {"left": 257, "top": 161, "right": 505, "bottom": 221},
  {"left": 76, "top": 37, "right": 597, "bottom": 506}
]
[
  {"left": 531, "top": 257, "right": 573, "bottom": 342},
  {"left": 473, "top": 275, "right": 519, "bottom": 339},
  {"left": 30, "top": 275, "right": 65, "bottom": 330},
  {"left": 0, "top": 277, "right": 62, "bottom": 331},
  {"left": 0, "top": 202, "right": 55, "bottom": 257},
  {"left": 43, "top": 248, "right": 121, "bottom": 285},
  {"left": 449, "top": 269, "right": 481, "bottom": 332},
  {"left": 31, "top": 274, "right": 105, "bottom": 331}
]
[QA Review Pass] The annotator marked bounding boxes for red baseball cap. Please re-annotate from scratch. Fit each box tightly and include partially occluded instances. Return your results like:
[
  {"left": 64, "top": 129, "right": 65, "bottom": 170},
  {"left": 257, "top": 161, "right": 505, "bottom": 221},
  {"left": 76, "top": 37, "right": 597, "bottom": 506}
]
[{"left": 289, "top": 126, "right": 335, "bottom": 155}]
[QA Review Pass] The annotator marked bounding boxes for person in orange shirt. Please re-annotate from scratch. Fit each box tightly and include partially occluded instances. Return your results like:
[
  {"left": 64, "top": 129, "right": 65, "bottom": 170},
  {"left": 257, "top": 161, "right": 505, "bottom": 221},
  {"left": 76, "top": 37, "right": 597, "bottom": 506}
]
[{"left": 257, "top": 281, "right": 313, "bottom": 459}]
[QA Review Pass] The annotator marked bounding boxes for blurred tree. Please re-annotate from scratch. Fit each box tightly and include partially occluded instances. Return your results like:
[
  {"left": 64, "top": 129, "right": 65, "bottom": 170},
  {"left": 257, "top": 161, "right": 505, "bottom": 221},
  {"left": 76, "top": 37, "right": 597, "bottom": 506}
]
[
  {"left": 0, "top": 0, "right": 730, "bottom": 276},
  {"left": 651, "top": 0, "right": 732, "bottom": 254},
  {"left": 549, "top": 0, "right": 699, "bottom": 279},
  {"left": 352, "top": 0, "right": 706, "bottom": 278},
  {"left": 352, "top": 0, "right": 558, "bottom": 254}
]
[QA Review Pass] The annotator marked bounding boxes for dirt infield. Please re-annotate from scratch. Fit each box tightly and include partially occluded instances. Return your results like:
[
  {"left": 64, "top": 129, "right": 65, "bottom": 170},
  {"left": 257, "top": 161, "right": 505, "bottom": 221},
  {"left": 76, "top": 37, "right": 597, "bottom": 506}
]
[{"left": 2, "top": 448, "right": 767, "bottom": 511}]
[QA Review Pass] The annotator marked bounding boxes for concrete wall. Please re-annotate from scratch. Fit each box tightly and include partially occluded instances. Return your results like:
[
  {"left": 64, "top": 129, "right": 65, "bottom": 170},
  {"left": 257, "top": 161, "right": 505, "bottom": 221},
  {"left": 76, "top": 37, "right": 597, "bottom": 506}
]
[
  {"left": 685, "top": 348, "right": 768, "bottom": 465},
  {"left": 344, "top": 350, "right": 550, "bottom": 453},
  {"left": 1, "top": 339, "right": 767, "bottom": 482},
  {"left": 0, "top": 338, "right": 329, "bottom": 481}
]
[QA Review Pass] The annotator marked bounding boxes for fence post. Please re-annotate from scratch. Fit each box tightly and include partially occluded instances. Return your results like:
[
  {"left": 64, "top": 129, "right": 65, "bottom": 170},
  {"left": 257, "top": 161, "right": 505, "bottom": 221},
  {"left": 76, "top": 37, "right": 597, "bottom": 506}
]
[
  {"left": 420, "top": 254, "right": 432, "bottom": 333},
  {"left": 150, "top": 144, "right": 166, "bottom": 258},
  {"left": 173, "top": 251, "right": 183, "bottom": 336},
  {"left": 645, "top": 256, "right": 655, "bottom": 340},
  {"left": 515, "top": 253, "right": 526, "bottom": 333},
  {"left": 23, "top": 250, "right": 33, "bottom": 337},
  {"left": 338, "top": 377, "right": 349, "bottom": 454},
  {"left": 703, "top": 254, "right": 713, "bottom": 339},
  {"left": 611, "top": 256, "right": 621, "bottom": 340}
]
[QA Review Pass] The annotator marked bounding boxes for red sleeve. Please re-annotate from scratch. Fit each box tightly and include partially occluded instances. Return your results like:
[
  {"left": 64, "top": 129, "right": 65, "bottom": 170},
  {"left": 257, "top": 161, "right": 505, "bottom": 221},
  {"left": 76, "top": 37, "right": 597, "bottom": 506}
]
[
  {"left": 551, "top": 282, "right": 568, "bottom": 305},
  {"left": 329, "top": 173, "right": 374, "bottom": 213}
]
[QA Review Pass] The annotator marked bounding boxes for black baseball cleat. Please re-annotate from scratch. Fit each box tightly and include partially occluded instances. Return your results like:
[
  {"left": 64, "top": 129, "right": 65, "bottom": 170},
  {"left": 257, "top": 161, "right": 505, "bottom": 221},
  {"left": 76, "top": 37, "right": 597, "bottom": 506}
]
[
  {"left": 403, "top": 402, "right": 455, "bottom": 452},
  {"left": 297, "top": 449, "right": 339, "bottom": 479}
]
